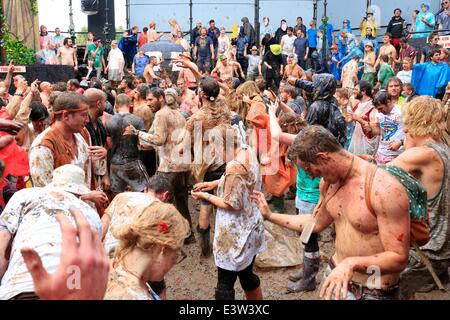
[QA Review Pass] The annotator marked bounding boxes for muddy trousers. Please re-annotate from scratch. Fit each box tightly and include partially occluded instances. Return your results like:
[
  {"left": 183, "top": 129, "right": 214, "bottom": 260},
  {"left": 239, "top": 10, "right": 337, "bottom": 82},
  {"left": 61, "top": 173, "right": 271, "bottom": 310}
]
[
  {"left": 156, "top": 171, "right": 192, "bottom": 229},
  {"left": 216, "top": 257, "right": 261, "bottom": 300}
]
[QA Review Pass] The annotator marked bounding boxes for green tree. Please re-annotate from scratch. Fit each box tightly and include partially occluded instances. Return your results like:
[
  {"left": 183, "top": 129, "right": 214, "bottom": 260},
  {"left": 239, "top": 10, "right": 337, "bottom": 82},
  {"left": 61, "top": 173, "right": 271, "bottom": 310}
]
[
  {"left": 116, "top": 26, "right": 125, "bottom": 41},
  {"left": 76, "top": 26, "right": 89, "bottom": 46}
]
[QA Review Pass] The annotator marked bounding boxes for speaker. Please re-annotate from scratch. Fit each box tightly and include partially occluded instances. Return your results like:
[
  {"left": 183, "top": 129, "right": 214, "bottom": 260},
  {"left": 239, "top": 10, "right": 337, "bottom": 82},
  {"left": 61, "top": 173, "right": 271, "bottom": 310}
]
[
  {"left": 86, "top": 0, "right": 116, "bottom": 44},
  {"left": 81, "top": 0, "right": 99, "bottom": 15}
]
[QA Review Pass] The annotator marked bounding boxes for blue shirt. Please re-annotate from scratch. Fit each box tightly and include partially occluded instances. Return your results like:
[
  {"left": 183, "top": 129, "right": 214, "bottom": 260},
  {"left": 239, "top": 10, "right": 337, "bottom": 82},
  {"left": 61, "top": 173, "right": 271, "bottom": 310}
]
[
  {"left": 294, "top": 37, "right": 308, "bottom": 59},
  {"left": 307, "top": 28, "right": 317, "bottom": 48},
  {"left": 208, "top": 28, "right": 220, "bottom": 48},
  {"left": 196, "top": 36, "right": 213, "bottom": 57},
  {"left": 133, "top": 55, "right": 149, "bottom": 76},
  {"left": 320, "top": 23, "right": 334, "bottom": 45}
]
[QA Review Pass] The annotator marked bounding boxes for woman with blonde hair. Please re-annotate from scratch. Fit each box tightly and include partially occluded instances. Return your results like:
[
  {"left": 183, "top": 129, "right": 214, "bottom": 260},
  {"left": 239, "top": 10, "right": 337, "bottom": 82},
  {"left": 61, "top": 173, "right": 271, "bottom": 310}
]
[
  {"left": 168, "top": 18, "right": 182, "bottom": 42},
  {"left": 361, "top": 41, "right": 376, "bottom": 87},
  {"left": 192, "top": 126, "right": 266, "bottom": 300},
  {"left": 105, "top": 202, "right": 190, "bottom": 300}
]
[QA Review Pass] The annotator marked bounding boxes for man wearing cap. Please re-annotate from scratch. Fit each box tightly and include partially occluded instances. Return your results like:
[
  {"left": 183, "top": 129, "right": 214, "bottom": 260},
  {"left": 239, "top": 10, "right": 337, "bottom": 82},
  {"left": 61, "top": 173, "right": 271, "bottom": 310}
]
[
  {"left": 244, "top": 46, "right": 262, "bottom": 81},
  {"left": 211, "top": 55, "right": 236, "bottom": 81},
  {"left": 125, "top": 88, "right": 193, "bottom": 236},
  {"left": 29, "top": 92, "right": 108, "bottom": 194},
  {"left": 0, "top": 164, "right": 104, "bottom": 300}
]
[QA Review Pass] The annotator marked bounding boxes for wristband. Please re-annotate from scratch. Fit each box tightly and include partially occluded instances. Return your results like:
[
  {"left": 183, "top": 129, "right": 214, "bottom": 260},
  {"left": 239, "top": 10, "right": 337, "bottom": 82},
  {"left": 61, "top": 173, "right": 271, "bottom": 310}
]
[{"left": 14, "top": 93, "right": 24, "bottom": 97}]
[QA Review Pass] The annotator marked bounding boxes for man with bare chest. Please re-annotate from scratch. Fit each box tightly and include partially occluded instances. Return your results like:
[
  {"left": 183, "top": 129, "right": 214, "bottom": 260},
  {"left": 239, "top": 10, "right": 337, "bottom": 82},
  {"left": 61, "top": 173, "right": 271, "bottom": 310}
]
[
  {"left": 143, "top": 56, "right": 161, "bottom": 87},
  {"left": 376, "top": 33, "right": 397, "bottom": 68},
  {"left": 212, "top": 56, "right": 235, "bottom": 81},
  {"left": 57, "top": 38, "right": 78, "bottom": 70},
  {"left": 254, "top": 126, "right": 412, "bottom": 300}
]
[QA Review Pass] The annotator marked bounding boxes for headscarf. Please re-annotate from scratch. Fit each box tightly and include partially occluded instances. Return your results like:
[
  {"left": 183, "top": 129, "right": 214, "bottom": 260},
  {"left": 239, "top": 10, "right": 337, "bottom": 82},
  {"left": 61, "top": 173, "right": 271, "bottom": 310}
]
[{"left": 421, "top": 2, "right": 430, "bottom": 11}]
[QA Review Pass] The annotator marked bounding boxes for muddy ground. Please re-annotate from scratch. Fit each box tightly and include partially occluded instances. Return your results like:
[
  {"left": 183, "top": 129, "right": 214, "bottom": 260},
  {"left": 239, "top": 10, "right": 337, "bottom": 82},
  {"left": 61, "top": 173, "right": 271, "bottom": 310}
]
[{"left": 165, "top": 198, "right": 450, "bottom": 300}]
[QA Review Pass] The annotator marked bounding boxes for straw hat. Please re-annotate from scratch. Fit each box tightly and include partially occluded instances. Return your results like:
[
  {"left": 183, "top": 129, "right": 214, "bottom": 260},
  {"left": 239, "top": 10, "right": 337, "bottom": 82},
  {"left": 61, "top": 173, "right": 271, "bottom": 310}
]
[{"left": 47, "top": 165, "right": 90, "bottom": 196}]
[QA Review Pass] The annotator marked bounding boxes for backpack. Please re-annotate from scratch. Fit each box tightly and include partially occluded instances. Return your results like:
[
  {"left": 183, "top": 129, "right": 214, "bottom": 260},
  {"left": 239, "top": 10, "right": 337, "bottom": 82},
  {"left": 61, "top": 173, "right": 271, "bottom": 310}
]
[{"left": 364, "top": 164, "right": 430, "bottom": 247}]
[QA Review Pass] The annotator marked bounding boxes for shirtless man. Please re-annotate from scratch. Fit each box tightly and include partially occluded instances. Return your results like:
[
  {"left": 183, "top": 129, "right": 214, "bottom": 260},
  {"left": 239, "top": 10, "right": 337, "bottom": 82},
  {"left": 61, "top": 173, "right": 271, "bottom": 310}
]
[
  {"left": 133, "top": 84, "right": 154, "bottom": 131},
  {"left": 253, "top": 125, "right": 411, "bottom": 300},
  {"left": 375, "top": 33, "right": 397, "bottom": 69},
  {"left": 57, "top": 38, "right": 78, "bottom": 70},
  {"left": 143, "top": 56, "right": 161, "bottom": 86},
  {"left": 176, "top": 78, "right": 198, "bottom": 117},
  {"left": 211, "top": 56, "right": 235, "bottom": 81},
  {"left": 40, "top": 82, "right": 53, "bottom": 109},
  {"left": 148, "top": 22, "right": 165, "bottom": 43},
  {"left": 390, "top": 96, "right": 450, "bottom": 298}
]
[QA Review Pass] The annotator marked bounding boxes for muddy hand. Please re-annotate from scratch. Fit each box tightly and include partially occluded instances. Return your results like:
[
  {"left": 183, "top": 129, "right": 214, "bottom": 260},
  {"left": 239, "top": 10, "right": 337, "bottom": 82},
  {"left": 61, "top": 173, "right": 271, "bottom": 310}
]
[{"left": 88, "top": 146, "right": 107, "bottom": 161}]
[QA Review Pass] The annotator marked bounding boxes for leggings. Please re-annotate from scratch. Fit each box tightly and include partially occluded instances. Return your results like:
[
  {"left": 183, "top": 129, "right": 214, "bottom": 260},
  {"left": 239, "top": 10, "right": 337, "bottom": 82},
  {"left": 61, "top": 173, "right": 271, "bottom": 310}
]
[{"left": 217, "top": 257, "right": 260, "bottom": 292}]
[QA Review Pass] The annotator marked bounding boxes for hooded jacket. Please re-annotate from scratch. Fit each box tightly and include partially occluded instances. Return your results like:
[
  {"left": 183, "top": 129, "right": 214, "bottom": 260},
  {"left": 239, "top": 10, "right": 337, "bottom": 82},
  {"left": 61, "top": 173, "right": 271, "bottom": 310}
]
[
  {"left": 295, "top": 74, "right": 347, "bottom": 146},
  {"left": 387, "top": 16, "right": 406, "bottom": 38},
  {"left": 241, "top": 17, "right": 256, "bottom": 46}
]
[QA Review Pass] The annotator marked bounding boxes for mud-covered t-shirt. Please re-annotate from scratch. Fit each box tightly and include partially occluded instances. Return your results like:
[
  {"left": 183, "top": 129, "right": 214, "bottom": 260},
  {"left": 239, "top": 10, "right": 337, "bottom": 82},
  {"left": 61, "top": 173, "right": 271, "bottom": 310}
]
[{"left": 106, "top": 113, "right": 145, "bottom": 165}]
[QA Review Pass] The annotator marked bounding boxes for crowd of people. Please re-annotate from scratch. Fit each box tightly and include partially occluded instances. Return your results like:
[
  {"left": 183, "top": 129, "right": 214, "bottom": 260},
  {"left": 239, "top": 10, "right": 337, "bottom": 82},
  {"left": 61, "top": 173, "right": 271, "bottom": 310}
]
[{"left": 0, "top": 1, "right": 449, "bottom": 301}]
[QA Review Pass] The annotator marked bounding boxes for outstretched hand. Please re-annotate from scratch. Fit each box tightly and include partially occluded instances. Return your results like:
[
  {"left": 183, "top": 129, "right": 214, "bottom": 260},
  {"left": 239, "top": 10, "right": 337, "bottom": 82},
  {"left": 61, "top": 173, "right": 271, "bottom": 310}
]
[{"left": 21, "top": 207, "right": 110, "bottom": 300}]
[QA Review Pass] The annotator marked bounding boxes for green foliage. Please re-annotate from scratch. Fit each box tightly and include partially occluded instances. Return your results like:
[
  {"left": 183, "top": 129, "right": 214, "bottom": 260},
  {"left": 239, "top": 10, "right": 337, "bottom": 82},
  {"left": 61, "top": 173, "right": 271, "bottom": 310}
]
[
  {"left": 116, "top": 26, "right": 125, "bottom": 41},
  {"left": 2, "top": 32, "right": 38, "bottom": 65},
  {"left": 30, "top": 0, "right": 39, "bottom": 16},
  {"left": 75, "top": 26, "right": 89, "bottom": 46}
]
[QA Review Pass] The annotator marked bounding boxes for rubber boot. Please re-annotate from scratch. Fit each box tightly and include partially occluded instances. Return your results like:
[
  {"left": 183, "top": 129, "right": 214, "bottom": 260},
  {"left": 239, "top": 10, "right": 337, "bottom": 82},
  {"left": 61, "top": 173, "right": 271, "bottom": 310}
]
[
  {"left": 197, "top": 225, "right": 212, "bottom": 258},
  {"left": 287, "top": 252, "right": 320, "bottom": 293},
  {"left": 272, "top": 196, "right": 285, "bottom": 213},
  {"left": 215, "top": 286, "right": 235, "bottom": 300},
  {"left": 288, "top": 266, "right": 303, "bottom": 282},
  {"left": 244, "top": 286, "right": 263, "bottom": 300}
]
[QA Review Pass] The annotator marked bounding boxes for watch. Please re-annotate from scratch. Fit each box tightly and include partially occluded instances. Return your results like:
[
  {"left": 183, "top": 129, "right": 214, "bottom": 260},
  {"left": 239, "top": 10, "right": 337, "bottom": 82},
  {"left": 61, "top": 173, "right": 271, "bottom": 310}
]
[{"left": 14, "top": 93, "right": 24, "bottom": 97}]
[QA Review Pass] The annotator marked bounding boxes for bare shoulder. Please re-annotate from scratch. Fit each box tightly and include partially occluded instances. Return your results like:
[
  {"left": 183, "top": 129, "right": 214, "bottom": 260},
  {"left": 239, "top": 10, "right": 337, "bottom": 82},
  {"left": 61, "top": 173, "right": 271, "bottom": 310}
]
[
  {"left": 370, "top": 167, "right": 409, "bottom": 217},
  {"left": 392, "top": 146, "right": 441, "bottom": 168}
]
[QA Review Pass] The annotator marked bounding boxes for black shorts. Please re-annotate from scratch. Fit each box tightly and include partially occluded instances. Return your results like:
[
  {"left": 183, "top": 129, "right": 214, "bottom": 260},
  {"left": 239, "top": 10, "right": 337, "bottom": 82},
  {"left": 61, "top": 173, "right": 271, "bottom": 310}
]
[{"left": 201, "top": 164, "right": 227, "bottom": 206}]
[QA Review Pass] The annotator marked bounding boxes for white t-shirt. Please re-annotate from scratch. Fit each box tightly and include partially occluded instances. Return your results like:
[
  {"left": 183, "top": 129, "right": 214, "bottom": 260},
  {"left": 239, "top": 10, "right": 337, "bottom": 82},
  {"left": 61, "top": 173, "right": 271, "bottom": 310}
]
[
  {"left": 103, "top": 192, "right": 155, "bottom": 257},
  {"left": 376, "top": 105, "right": 405, "bottom": 158},
  {"left": 281, "top": 35, "right": 296, "bottom": 56},
  {"left": 108, "top": 48, "right": 124, "bottom": 70},
  {"left": 0, "top": 187, "right": 101, "bottom": 300},
  {"left": 396, "top": 70, "right": 412, "bottom": 84}
]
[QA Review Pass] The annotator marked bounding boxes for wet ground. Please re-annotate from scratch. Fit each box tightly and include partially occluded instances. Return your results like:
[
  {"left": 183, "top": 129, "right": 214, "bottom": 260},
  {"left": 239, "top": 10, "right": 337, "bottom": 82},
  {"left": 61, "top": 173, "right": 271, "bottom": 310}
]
[{"left": 165, "top": 198, "right": 450, "bottom": 300}]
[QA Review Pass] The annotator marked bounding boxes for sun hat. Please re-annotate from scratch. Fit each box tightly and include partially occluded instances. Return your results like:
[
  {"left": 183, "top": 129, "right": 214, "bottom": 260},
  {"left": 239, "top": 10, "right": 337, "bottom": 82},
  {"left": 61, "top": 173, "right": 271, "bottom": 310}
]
[{"left": 47, "top": 165, "right": 90, "bottom": 196}]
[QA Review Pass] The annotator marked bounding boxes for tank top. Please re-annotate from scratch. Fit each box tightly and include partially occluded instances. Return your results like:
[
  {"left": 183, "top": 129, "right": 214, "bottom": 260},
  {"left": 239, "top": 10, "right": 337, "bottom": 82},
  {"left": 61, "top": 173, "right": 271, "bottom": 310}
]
[{"left": 420, "top": 142, "right": 450, "bottom": 260}]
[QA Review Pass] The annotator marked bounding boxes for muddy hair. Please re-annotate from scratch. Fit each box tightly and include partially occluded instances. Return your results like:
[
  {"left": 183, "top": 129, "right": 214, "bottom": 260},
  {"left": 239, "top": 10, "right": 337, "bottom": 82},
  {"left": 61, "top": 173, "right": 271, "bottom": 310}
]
[
  {"left": 53, "top": 92, "right": 88, "bottom": 114},
  {"left": 288, "top": 125, "right": 342, "bottom": 163},
  {"left": 200, "top": 77, "right": 220, "bottom": 101},
  {"left": 135, "top": 83, "right": 149, "bottom": 100},
  {"left": 278, "top": 112, "right": 307, "bottom": 134},
  {"left": 112, "top": 202, "right": 190, "bottom": 267},
  {"left": 403, "top": 96, "right": 447, "bottom": 140},
  {"left": 52, "top": 82, "right": 68, "bottom": 92}
]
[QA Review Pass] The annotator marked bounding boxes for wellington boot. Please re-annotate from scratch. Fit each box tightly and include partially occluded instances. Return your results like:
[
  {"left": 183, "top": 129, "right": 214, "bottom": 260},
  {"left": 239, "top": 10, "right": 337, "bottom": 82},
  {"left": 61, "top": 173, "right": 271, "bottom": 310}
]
[
  {"left": 244, "top": 286, "right": 263, "bottom": 300},
  {"left": 197, "top": 225, "right": 212, "bottom": 258}
]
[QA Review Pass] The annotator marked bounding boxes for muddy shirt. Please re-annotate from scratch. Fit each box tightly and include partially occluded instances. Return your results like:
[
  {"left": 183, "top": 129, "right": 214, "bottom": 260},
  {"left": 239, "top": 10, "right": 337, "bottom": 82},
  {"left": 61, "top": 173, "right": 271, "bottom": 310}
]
[
  {"left": 138, "top": 106, "right": 190, "bottom": 173},
  {"left": 214, "top": 147, "right": 266, "bottom": 271},
  {"left": 105, "top": 265, "right": 159, "bottom": 300},
  {"left": 30, "top": 128, "right": 93, "bottom": 187},
  {"left": 0, "top": 187, "right": 101, "bottom": 300},
  {"left": 106, "top": 113, "right": 145, "bottom": 166},
  {"left": 421, "top": 142, "right": 450, "bottom": 260},
  {"left": 103, "top": 193, "right": 155, "bottom": 257}
]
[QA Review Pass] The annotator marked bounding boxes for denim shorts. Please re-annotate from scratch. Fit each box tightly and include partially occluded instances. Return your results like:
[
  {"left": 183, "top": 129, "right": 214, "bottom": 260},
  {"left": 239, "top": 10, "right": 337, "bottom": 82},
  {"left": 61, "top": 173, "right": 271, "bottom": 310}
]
[{"left": 295, "top": 198, "right": 317, "bottom": 215}]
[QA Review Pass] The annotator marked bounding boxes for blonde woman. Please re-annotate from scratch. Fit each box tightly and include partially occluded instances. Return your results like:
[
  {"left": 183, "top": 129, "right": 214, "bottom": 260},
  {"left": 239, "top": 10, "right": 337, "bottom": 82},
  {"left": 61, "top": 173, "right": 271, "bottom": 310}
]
[
  {"left": 192, "top": 126, "right": 266, "bottom": 300},
  {"left": 169, "top": 18, "right": 181, "bottom": 42},
  {"left": 218, "top": 27, "right": 231, "bottom": 57},
  {"left": 105, "top": 202, "right": 190, "bottom": 300}
]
